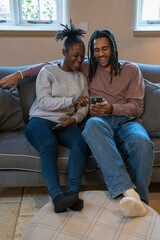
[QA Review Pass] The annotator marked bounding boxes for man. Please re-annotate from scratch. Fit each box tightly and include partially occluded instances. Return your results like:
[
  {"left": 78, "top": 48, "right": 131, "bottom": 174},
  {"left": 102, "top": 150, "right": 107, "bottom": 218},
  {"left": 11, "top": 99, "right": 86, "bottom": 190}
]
[
  {"left": 81, "top": 29, "right": 154, "bottom": 217},
  {"left": 0, "top": 29, "right": 154, "bottom": 217}
]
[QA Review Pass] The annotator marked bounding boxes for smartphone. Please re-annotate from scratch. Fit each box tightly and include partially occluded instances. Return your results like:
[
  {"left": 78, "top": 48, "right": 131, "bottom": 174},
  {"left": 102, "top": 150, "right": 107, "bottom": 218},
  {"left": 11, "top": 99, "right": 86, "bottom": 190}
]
[
  {"left": 90, "top": 96, "right": 103, "bottom": 104},
  {"left": 52, "top": 122, "right": 64, "bottom": 130}
]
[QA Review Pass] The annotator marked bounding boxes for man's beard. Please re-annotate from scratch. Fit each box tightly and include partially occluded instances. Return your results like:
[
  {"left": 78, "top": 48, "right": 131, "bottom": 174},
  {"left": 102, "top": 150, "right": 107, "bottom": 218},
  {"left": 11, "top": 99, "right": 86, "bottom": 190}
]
[{"left": 98, "top": 55, "right": 113, "bottom": 68}]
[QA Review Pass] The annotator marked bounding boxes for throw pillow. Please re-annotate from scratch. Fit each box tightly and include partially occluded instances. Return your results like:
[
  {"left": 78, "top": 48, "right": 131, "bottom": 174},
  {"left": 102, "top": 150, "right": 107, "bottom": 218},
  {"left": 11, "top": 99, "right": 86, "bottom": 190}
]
[
  {"left": 0, "top": 87, "right": 26, "bottom": 131},
  {"left": 141, "top": 79, "right": 160, "bottom": 137}
]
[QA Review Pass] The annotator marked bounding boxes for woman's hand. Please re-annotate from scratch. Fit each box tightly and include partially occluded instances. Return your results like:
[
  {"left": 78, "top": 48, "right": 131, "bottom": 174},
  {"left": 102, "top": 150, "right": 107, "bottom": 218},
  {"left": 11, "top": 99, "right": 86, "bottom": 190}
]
[
  {"left": 58, "top": 117, "right": 76, "bottom": 127},
  {"left": 0, "top": 72, "right": 21, "bottom": 91},
  {"left": 72, "top": 96, "right": 89, "bottom": 107},
  {"left": 90, "top": 99, "right": 113, "bottom": 117}
]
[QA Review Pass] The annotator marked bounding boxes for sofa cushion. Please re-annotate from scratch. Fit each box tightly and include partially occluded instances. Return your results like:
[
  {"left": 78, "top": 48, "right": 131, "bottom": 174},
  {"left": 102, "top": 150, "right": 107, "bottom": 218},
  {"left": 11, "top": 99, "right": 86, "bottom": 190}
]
[
  {"left": 141, "top": 79, "right": 160, "bottom": 137},
  {"left": 0, "top": 88, "right": 26, "bottom": 131},
  {"left": 0, "top": 130, "right": 97, "bottom": 173}
]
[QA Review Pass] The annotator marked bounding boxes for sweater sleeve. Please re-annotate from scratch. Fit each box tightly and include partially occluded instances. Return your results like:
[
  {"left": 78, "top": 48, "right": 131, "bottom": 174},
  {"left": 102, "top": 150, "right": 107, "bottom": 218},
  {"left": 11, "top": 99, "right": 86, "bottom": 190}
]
[
  {"left": 112, "top": 65, "right": 145, "bottom": 118},
  {"left": 36, "top": 67, "right": 73, "bottom": 111},
  {"left": 70, "top": 74, "right": 89, "bottom": 123}
]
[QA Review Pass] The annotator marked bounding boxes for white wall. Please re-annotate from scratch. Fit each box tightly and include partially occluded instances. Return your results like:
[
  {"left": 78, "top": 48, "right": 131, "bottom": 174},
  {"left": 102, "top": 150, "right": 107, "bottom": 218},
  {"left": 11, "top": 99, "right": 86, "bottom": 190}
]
[{"left": 0, "top": 0, "right": 160, "bottom": 66}]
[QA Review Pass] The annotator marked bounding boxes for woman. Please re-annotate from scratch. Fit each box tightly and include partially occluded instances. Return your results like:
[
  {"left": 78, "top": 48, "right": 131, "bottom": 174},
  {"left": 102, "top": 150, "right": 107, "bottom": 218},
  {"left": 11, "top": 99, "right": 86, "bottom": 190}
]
[{"left": 25, "top": 22, "right": 89, "bottom": 213}]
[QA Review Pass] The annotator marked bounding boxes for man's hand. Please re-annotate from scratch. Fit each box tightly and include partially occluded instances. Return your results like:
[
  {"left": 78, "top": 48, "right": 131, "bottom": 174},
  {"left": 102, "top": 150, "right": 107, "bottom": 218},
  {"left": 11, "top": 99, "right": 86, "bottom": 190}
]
[
  {"left": 90, "top": 99, "right": 113, "bottom": 117},
  {"left": 0, "top": 72, "right": 21, "bottom": 91},
  {"left": 72, "top": 96, "right": 89, "bottom": 107},
  {"left": 58, "top": 117, "right": 76, "bottom": 127},
  {"left": 0, "top": 69, "right": 30, "bottom": 91}
]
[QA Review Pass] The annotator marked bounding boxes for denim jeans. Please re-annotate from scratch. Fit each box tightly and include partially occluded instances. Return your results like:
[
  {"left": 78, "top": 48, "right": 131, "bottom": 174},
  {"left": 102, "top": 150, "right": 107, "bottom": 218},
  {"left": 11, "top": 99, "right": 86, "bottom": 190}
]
[
  {"left": 26, "top": 117, "right": 88, "bottom": 200},
  {"left": 82, "top": 116, "right": 154, "bottom": 204}
]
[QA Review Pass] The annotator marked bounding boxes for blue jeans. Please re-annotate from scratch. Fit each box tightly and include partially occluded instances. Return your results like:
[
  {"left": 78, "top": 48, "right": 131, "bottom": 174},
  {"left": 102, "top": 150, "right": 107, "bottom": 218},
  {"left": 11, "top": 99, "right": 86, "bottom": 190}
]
[
  {"left": 26, "top": 117, "right": 88, "bottom": 200},
  {"left": 82, "top": 116, "right": 154, "bottom": 204}
]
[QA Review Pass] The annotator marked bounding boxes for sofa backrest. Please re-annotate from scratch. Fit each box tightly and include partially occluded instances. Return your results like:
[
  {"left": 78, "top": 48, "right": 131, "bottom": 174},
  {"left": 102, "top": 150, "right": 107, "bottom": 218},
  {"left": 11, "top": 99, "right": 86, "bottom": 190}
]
[
  {"left": 0, "top": 62, "right": 160, "bottom": 125},
  {"left": 0, "top": 66, "right": 36, "bottom": 124},
  {"left": 18, "top": 77, "right": 36, "bottom": 123},
  {"left": 137, "top": 63, "right": 160, "bottom": 84}
]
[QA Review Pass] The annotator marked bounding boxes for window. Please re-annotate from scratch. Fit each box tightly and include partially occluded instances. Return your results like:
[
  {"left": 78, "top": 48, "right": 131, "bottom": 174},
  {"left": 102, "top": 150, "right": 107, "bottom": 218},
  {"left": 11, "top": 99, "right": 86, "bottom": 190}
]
[
  {"left": 135, "top": 0, "right": 160, "bottom": 35},
  {"left": 0, "top": 0, "right": 68, "bottom": 34}
]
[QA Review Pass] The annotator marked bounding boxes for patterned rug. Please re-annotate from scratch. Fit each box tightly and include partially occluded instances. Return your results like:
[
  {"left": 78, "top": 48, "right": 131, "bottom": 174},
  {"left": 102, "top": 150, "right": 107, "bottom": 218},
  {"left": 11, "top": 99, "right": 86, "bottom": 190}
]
[{"left": 22, "top": 191, "right": 160, "bottom": 240}]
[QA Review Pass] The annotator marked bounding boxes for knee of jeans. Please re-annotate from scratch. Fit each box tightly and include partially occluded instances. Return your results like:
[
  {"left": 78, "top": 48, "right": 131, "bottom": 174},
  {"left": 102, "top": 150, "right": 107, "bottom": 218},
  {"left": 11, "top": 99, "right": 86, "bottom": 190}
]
[
  {"left": 71, "top": 135, "right": 88, "bottom": 151},
  {"left": 128, "top": 136, "right": 154, "bottom": 153},
  {"left": 40, "top": 144, "right": 58, "bottom": 158},
  {"left": 83, "top": 117, "right": 101, "bottom": 136},
  {"left": 140, "top": 138, "right": 154, "bottom": 155}
]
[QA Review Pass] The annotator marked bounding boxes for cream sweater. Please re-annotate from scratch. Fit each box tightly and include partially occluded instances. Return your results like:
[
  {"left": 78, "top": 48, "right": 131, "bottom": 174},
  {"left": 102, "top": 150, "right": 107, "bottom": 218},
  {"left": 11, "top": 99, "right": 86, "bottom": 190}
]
[{"left": 29, "top": 64, "right": 89, "bottom": 123}]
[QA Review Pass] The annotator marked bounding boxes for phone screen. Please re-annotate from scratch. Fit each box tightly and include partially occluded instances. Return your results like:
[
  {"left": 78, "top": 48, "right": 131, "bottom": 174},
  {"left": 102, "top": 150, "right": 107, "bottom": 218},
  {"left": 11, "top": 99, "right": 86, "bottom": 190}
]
[{"left": 90, "top": 96, "right": 103, "bottom": 104}]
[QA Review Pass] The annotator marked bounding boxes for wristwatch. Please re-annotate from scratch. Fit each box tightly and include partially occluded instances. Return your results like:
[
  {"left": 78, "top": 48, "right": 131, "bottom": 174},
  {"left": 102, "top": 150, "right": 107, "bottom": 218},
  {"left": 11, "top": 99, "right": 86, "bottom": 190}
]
[{"left": 109, "top": 104, "right": 113, "bottom": 114}]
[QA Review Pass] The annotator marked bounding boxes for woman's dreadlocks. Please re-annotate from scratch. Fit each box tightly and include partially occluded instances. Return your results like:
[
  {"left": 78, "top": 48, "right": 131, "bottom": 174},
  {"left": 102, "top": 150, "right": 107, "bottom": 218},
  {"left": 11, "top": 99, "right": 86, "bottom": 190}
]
[
  {"left": 56, "top": 19, "right": 86, "bottom": 50},
  {"left": 87, "top": 29, "right": 121, "bottom": 83}
]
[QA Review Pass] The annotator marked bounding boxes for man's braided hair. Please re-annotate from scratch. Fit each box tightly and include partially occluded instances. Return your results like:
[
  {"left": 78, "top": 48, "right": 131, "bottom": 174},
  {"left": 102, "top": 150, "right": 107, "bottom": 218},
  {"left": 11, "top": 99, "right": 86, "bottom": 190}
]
[
  {"left": 55, "top": 19, "right": 86, "bottom": 50},
  {"left": 87, "top": 29, "right": 121, "bottom": 83}
]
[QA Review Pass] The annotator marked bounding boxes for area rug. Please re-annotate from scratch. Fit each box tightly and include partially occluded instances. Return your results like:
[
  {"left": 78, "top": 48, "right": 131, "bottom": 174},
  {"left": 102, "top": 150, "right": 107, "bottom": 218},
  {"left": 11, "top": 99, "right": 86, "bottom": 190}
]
[{"left": 22, "top": 191, "right": 160, "bottom": 240}]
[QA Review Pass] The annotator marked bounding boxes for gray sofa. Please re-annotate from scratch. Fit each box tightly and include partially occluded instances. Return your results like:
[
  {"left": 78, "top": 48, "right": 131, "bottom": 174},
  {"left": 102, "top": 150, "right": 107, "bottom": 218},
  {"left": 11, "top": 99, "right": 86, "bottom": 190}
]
[{"left": 0, "top": 62, "right": 160, "bottom": 188}]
